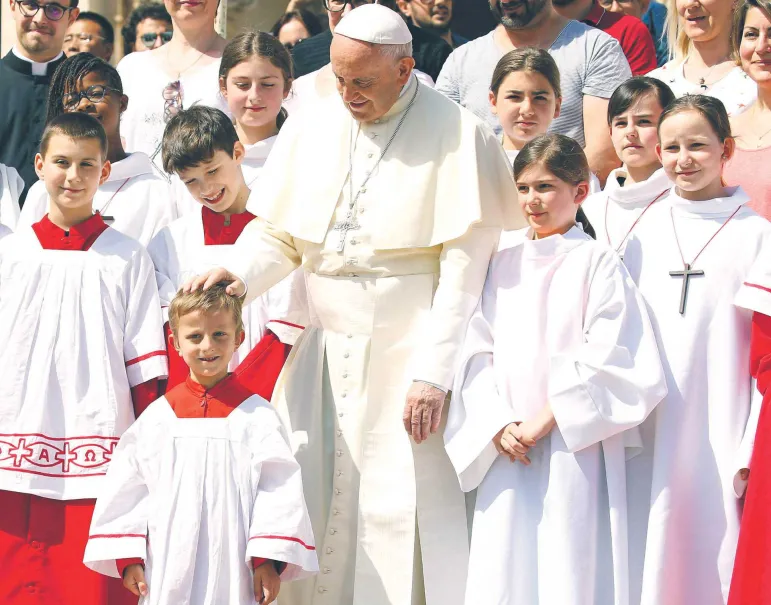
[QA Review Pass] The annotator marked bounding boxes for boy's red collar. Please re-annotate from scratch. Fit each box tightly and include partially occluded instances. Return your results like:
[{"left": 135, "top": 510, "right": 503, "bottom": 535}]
[{"left": 33, "top": 213, "right": 109, "bottom": 251}]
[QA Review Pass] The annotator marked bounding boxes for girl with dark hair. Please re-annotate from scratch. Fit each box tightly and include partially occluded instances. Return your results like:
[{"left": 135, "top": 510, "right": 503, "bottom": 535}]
[
  {"left": 582, "top": 76, "right": 675, "bottom": 258},
  {"left": 18, "top": 53, "right": 175, "bottom": 246},
  {"left": 622, "top": 93, "right": 771, "bottom": 605},
  {"left": 446, "top": 132, "right": 666, "bottom": 605},
  {"left": 271, "top": 9, "right": 323, "bottom": 50}
]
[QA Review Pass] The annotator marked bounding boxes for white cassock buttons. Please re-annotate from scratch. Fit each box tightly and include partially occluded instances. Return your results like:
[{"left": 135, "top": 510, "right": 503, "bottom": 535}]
[
  {"left": 326, "top": 547, "right": 334, "bottom": 554},
  {"left": 335, "top": 488, "right": 342, "bottom": 495},
  {"left": 318, "top": 586, "right": 327, "bottom": 593},
  {"left": 330, "top": 528, "right": 337, "bottom": 535},
  {"left": 343, "top": 352, "right": 350, "bottom": 359},
  {"left": 323, "top": 567, "right": 331, "bottom": 574}
]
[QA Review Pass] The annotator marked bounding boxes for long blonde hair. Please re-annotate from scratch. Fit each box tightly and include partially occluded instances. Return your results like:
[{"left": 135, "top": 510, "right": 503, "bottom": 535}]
[{"left": 665, "top": 0, "right": 738, "bottom": 63}]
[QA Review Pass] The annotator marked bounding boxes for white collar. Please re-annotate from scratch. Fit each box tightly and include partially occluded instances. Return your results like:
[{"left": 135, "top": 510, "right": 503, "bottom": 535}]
[
  {"left": 604, "top": 167, "right": 672, "bottom": 208},
  {"left": 520, "top": 224, "right": 590, "bottom": 259},
  {"left": 244, "top": 135, "right": 278, "bottom": 162},
  {"left": 107, "top": 152, "right": 155, "bottom": 182},
  {"left": 12, "top": 46, "right": 63, "bottom": 76},
  {"left": 668, "top": 185, "right": 750, "bottom": 217}
]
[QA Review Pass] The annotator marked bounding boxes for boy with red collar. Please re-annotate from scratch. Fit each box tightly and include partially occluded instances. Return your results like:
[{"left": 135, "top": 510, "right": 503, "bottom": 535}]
[
  {"left": 0, "top": 113, "right": 167, "bottom": 603},
  {"left": 84, "top": 284, "right": 318, "bottom": 604},
  {"left": 149, "top": 106, "right": 307, "bottom": 399}
]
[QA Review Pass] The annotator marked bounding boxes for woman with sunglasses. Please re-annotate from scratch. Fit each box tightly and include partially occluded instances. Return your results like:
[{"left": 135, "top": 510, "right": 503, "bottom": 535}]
[
  {"left": 116, "top": 0, "right": 229, "bottom": 172},
  {"left": 121, "top": 2, "right": 173, "bottom": 54}
]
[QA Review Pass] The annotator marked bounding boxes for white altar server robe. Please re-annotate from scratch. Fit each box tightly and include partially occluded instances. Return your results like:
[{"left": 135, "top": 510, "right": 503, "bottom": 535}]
[
  {"left": 623, "top": 187, "right": 771, "bottom": 605},
  {"left": 445, "top": 227, "right": 667, "bottom": 605},
  {"left": 0, "top": 162, "right": 22, "bottom": 231},
  {"left": 19, "top": 152, "right": 175, "bottom": 245},
  {"left": 83, "top": 393, "right": 318, "bottom": 604}
]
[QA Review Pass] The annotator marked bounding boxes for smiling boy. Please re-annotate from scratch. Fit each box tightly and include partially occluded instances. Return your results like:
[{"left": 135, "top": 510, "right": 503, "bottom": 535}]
[{"left": 0, "top": 112, "right": 167, "bottom": 603}]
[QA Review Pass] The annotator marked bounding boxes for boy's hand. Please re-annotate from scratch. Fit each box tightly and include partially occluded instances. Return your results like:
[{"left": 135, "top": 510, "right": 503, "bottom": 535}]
[
  {"left": 254, "top": 560, "right": 281, "bottom": 604},
  {"left": 518, "top": 405, "right": 557, "bottom": 444},
  {"left": 122, "top": 563, "right": 148, "bottom": 597},
  {"left": 493, "top": 422, "right": 536, "bottom": 465}
]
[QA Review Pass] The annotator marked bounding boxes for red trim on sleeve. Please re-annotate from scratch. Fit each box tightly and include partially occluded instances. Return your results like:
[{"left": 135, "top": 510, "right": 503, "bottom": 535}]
[
  {"left": 126, "top": 350, "right": 167, "bottom": 367},
  {"left": 267, "top": 319, "right": 306, "bottom": 330},
  {"left": 89, "top": 533, "right": 147, "bottom": 539},
  {"left": 248, "top": 535, "right": 316, "bottom": 551},
  {"left": 744, "top": 282, "right": 771, "bottom": 295}
]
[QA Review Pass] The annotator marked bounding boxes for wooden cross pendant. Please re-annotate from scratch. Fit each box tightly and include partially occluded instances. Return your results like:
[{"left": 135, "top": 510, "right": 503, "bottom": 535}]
[{"left": 669, "top": 263, "right": 705, "bottom": 315}]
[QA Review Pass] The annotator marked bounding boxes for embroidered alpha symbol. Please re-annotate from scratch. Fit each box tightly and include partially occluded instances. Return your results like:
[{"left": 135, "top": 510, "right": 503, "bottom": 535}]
[{"left": 0, "top": 434, "right": 119, "bottom": 477}]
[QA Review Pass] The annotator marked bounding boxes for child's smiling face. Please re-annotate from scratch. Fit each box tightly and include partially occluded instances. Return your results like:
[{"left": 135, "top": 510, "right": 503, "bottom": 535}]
[{"left": 62, "top": 71, "right": 127, "bottom": 143}]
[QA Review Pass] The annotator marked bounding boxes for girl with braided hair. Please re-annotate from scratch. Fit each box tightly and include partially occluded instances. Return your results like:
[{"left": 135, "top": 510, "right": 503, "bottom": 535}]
[{"left": 19, "top": 52, "right": 176, "bottom": 245}]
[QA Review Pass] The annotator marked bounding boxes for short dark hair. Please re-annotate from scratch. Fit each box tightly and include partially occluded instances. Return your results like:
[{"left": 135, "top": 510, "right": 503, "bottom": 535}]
[
  {"left": 40, "top": 112, "right": 107, "bottom": 159},
  {"left": 76, "top": 11, "right": 114, "bottom": 44},
  {"left": 121, "top": 2, "right": 172, "bottom": 54},
  {"left": 658, "top": 94, "right": 732, "bottom": 143},
  {"left": 490, "top": 47, "right": 561, "bottom": 98},
  {"left": 161, "top": 106, "right": 239, "bottom": 174},
  {"left": 514, "top": 133, "right": 590, "bottom": 185},
  {"left": 46, "top": 53, "right": 123, "bottom": 124},
  {"left": 270, "top": 9, "right": 324, "bottom": 39},
  {"left": 607, "top": 77, "right": 676, "bottom": 126}
]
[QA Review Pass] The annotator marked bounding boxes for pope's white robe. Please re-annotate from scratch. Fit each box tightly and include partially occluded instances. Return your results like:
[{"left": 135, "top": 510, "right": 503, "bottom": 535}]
[
  {"left": 19, "top": 152, "right": 175, "bottom": 245},
  {"left": 446, "top": 227, "right": 666, "bottom": 605},
  {"left": 582, "top": 167, "right": 671, "bottom": 263},
  {"left": 0, "top": 221, "right": 168, "bottom": 500},
  {"left": 219, "top": 74, "right": 524, "bottom": 605},
  {"left": 0, "top": 162, "right": 22, "bottom": 231},
  {"left": 623, "top": 187, "right": 771, "bottom": 605},
  {"left": 83, "top": 382, "right": 318, "bottom": 605}
]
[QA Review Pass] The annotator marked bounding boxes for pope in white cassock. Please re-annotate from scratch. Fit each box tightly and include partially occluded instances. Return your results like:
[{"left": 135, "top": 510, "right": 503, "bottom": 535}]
[{"left": 186, "top": 5, "right": 524, "bottom": 605}]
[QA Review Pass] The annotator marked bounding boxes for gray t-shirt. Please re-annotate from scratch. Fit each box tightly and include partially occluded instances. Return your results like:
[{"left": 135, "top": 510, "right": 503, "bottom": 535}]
[{"left": 435, "top": 22, "right": 632, "bottom": 146}]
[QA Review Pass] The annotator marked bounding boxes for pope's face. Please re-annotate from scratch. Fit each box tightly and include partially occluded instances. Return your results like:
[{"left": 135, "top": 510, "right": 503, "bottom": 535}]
[{"left": 330, "top": 34, "right": 415, "bottom": 123}]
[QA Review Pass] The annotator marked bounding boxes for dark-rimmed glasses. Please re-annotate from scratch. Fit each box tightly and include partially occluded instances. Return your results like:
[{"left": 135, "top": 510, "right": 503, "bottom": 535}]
[
  {"left": 140, "top": 31, "right": 173, "bottom": 48},
  {"left": 323, "top": 0, "right": 375, "bottom": 13},
  {"left": 163, "top": 81, "right": 183, "bottom": 122},
  {"left": 15, "top": 1, "right": 72, "bottom": 21},
  {"left": 62, "top": 85, "right": 122, "bottom": 110}
]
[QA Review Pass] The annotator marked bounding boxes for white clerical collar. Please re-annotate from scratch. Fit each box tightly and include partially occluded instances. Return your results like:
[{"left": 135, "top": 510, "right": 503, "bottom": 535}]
[
  {"left": 604, "top": 167, "right": 672, "bottom": 208},
  {"left": 668, "top": 185, "right": 749, "bottom": 217},
  {"left": 244, "top": 135, "right": 278, "bottom": 162},
  {"left": 520, "top": 224, "right": 590, "bottom": 258},
  {"left": 373, "top": 74, "right": 418, "bottom": 124},
  {"left": 12, "top": 46, "right": 63, "bottom": 76},
  {"left": 107, "top": 152, "right": 155, "bottom": 182}
]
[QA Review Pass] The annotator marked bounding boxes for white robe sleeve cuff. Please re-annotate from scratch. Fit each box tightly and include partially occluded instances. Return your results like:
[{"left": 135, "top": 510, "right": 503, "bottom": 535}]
[
  {"left": 83, "top": 535, "right": 147, "bottom": 578},
  {"left": 126, "top": 351, "right": 168, "bottom": 387},
  {"left": 246, "top": 535, "right": 318, "bottom": 582}
]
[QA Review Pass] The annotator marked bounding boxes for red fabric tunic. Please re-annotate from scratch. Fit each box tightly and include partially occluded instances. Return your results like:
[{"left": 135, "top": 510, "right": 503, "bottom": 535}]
[
  {"left": 164, "top": 207, "right": 292, "bottom": 401},
  {"left": 0, "top": 214, "right": 158, "bottom": 605},
  {"left": 729, "top": 312, "right": 771, "bottom": 604},
  {"left": 584, "top": 1, "right": 658, "bottom": 76}
]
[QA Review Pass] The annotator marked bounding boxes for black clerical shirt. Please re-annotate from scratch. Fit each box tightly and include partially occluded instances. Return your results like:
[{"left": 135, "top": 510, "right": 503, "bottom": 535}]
[{"left": 0, "top": 50, "right": 66, "bottom": 205}]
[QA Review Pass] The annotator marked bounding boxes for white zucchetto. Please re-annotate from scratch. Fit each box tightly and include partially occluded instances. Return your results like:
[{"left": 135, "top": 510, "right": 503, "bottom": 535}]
[{"left": 335, "top": 4, "right": 413, "bottom": 45}]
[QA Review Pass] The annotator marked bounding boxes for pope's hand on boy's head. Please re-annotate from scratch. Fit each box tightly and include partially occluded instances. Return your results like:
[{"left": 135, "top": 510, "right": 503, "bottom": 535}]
[{"left": 183, "top": 268, "right": 246, "bottom": 297}]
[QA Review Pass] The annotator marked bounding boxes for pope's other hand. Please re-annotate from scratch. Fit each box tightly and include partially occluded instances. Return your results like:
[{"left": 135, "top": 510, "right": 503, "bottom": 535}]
[
  {"left": 403, "top": 382, "right": 446, "bottom": 444},
  {"left": 183, "top": 268, "right": 246, "bottom": 297}
]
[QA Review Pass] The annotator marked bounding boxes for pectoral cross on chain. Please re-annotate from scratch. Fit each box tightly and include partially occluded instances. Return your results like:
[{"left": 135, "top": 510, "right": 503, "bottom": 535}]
[
  {"left": 669, "top": 263, "right": 704, "bottom": 315},
  {"left": 333, "top": 213, "right": 360, "bottom": 252}
]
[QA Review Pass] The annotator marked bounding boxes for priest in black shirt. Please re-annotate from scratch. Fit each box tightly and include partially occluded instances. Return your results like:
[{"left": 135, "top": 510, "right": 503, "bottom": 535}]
[{"left": 0, "top": 0, "right": 80, "bottom": 204}]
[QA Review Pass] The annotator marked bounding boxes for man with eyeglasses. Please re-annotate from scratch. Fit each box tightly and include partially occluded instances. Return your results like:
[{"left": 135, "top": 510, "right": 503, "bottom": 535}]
[
  {"left": 0, "top": 0, "right": 79, "bottom": 203},
  {"left": 63, "top": 10, "right": 114, "bottom": 62},
  {"left": 290, "top": 0, "right": 452, "bottom": 81},
  {"left": 396, "top": 0, "right": 468, "bottom": 48}
]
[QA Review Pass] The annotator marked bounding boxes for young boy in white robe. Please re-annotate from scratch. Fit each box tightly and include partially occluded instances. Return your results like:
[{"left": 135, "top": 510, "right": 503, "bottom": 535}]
[
  {"left": 150, "top": 106, "right": 307, "bottom": 398},
  {"left": 490, "top": 49, "right": 599, "bottom": 244},
  {"left": 0, "top": 112, "right": 167, "bottom": 605},
  {"left": 623, "top": 95, "right": 771, "bottom": 605},
  {"left": 83, "top": 283, "right": 318, "bottom": 605},
  {"left": 19, "top": 53, "right": 175, "bottom": 246},
  {"left": 582, "top": 77, "right": 675, "bottom": 262},
  {"left": 445, "top": 133, "right": 667, "bottom": 605}
]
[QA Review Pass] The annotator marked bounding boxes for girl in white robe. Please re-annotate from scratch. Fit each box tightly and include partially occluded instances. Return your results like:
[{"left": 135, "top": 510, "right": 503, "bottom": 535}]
[
  {"left": 445, "top": 133, "right": 667, "bottom": 605},
  {"left": 19, "top": 53, "right": 175, "bottom": 245},
  {"left": 582, "top": 77, "right": 675, "bottom": 263},
  {"left": 623, "top": 94, "right": 771, "bottom": 605},
  {"left": 490, "top": 49, "right": 599, "bottom": 249}
]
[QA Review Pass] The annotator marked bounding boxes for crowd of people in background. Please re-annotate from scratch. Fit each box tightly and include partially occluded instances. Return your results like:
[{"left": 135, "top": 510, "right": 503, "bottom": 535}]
[{"left": 2, "top": 0, "right": 771, "bottom": 604}]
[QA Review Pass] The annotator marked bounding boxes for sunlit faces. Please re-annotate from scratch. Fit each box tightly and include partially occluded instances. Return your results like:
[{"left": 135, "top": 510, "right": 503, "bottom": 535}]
[
  {"left": 330, "top": 34, "right": 415, "bottom": 123},
  {"left": 171, "top": 308, "right": 245, "bottom": 387},
  {"left": 164, "top": 0, "right": 217, "bottom": 24},
  {"left": 63, "top": 19, "right": 112, "bottom": 61},
  {"left": 404, "top": 0, "right": 454, "bottom": 34},
  {"left": 610, "top": 93, "right": 664, "bottom": 170},
  {"left": 516, "top": 162, "right": 589, "bottom": 238},
  {"left": 489, "top": 0, "right": 549, "bottom": 29},
  {"left": 490, "top": 70, "right": 561, "bottom": 150},
  {"left": 740, "top": 6, "right": 771, "bottom": 85},
  {"left": 63, "top": 71, "right": 128, "bottom": 140},
  {"left": 277, "top": 18, "right": 310, "bottom": 47},
  {"left": 135, "top": 17, "right": 172, "bottom": 51},
  {"left": 656, "top": 110, "right": 734, "bottom": 201},
  {"left": 177, "top": 148, "right": 247, "bottom": 212},
  {"left": 676, "top": 0, "right": 733, "bottom": 44},
  {"left": 34, "top": 134, "right": 110, "bottom": 217},
  {"left": 220, "top": 57, "right": 290, "bottom": 133},
  {"left": 12, "top": 0, "right": 79, "bottom": 58}
]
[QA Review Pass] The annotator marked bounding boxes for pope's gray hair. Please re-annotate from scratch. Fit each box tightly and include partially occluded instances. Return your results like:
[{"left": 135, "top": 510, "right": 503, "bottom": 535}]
[{"left": 378, "top": 41, "right": 413, "bottom": 61}]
